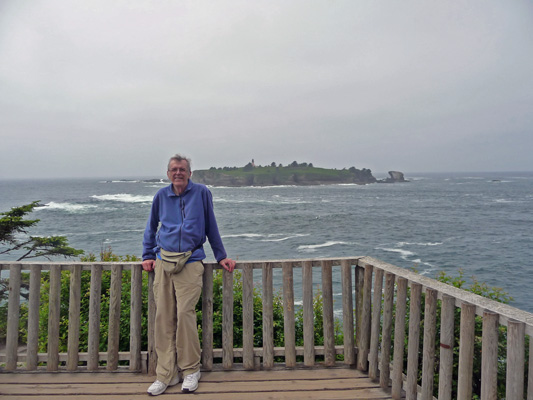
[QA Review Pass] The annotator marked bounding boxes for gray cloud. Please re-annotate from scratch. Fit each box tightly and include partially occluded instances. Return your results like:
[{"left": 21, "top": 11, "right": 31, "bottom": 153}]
[{"left": 1, "top": 0, "right": 532, "bottom": 179}]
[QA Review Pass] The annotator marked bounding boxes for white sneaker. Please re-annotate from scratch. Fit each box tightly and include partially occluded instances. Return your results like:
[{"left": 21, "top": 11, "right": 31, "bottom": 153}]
[
  {"left": 147, "top": 374, "right": 180, "bottom": 396},
  {"left": 182, "top": 370, "right": 201, "bottom": 393}
]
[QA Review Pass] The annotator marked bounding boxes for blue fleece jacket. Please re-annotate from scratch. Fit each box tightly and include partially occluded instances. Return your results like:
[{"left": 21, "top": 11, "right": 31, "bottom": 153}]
[{"left": 142, "top": 180, "right": 227, "bottom": 263}]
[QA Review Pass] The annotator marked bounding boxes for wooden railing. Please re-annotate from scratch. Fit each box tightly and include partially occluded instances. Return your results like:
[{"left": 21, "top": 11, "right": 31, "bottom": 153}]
[{"left": 2, "top": 256, "right": 533, "bottom": 399}]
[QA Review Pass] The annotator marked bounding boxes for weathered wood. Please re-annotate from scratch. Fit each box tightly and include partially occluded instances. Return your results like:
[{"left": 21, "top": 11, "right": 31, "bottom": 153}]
[
  {"left": 421, "top": 287, "right": 437, "bottom": 399},
  {"left": 506, "top": 319, "right": 525, "bottom": 400},
  {"left": 47, "top": 264, "right": 62, "bottom": 371},
  {"left": 380, "top": 272, "right": 395, "bottom": 390},
  {"left": 222, "top": 268, "right": 234, "bottom": 369},
  {"left": 391, "top": 277, "right": 407, "bottom": 399},
  {"left": 107, "top": 264, "right": 123, "bottom": 371},
  {"left": 202, "top": 263, "right": 214, "bottom": 371},
  {"left": 529, "top": 327, "right": 533, "bottom": 400},
  {"left": 322, "top": 260, "right": 335, "bottom": 367},
  {"left": 66, "top": 265, "right": 81, "bottom": 371},
  {"left": 147, "top": 270, "right": 157, "bottom": 375},
  {"left": 302, "top": 260, "right": 315, "bottom": 366},
  {"left": 457, "top": 302, "right": 476, "bottom": 400},
  {"left": 88, "top": 264, "right": 103, "bottom": 371},
  {"left": 129, "top": 264, "right": 142, "bottom": 371},
  {"left": 357, "top": 263, "right": 373, "bottom": 371},
  {"left": 26, "top": 265, "right": 42, "bottom": 371},
  {"left": 368, "top": 268, "right": 384, "bottom": 381},
  {"left": 438, "top": 294, "right": 455, "bottom": 400},
  {"left": 282, "top": 261, "right": 296, "bottom": 367},
  {"left": 242, "top": 263, "right": 254, "bottom": 370},
  {"left": 262, "top": 262, "right": 274, "bottom": 368},
  {"left": 355, "top": 264, "right": 364, "bottom": 365},
  {"left": 341, "top": 259, "right": 355, "bottom": 365},
  {"left": 406, "top": 282, "right": 422, "bottom": 400},
  {"left": 6, "top": 264, "right": 22, "bottom": 371},
  {"left": 480, "top": 311, "right": 499, "bottom": 400}
]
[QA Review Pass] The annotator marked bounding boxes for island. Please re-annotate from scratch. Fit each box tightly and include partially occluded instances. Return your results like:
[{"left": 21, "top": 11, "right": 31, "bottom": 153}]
[{"left": 191, "top": 160, "right": 407, "bottom": 187}]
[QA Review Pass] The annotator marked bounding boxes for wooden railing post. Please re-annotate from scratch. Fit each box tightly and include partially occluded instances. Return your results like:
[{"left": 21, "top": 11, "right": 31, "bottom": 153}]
[
  {"left": 369, "top": 268, "right": 384, "bottom": 380},
  {"left": 283, "top": 261, "right": 296, "bottom": 367},
  {"left": 107, "top": 264, "right": 123, "bottom": 371},
  {"left": 201, "top": 263, "right": 214, "bottom": 371},
  {"left": 457, "top": 302, "right": 476, "bottom": 400},
  {"left": 27, "top": 264, "right": 42, "bottom": 371},
  {"left": 438, "top": 294, "right": 455, "bottom": 400},
  {"left": 380, "top": 272, "right": 395, "bottom": 390},
  {"left": 262, "top": 262, "right": 274, "bottom": 368},
  {"left": 506, "top": 319, "right": 525, "bottom": 400},
  {"left": 129, "top": 263, "right": 142, "bottom": 371},
  {"left": 302, "top": 260, "right": 315, "bottom": 366},
  {"left": 242, "top": 263, "right": 255, "bottom": 370},
  {"left": 147, "top": 270, "right": 157, "bottom": 375},
  {"left": 406, "top": 282, "right": 422, "bottom": 400},
  {"left": 392, "top": 277, "right": 408, "bottom": 399},
  {"left": 66, "top": 264, "right": 81, "bottom": 371},
  {"left": 341, "top": 259, "right": 355, "bottom": 365},
  {"left": 47, "top": 264, "right": 61, "bottom": 371},
  {"left": 480, "top": 310, "right": 499, "bottom": 400},
  {"left": 321, "top": 260, "right": 335, "bottom": 366},
  {"left": 222, "top": 268, "right": 234, "bottom": 369},
  {"left": 5, "top": 263, "right": 21, "bottom": 371},
  {"left": 421, "top": 288, "right": 437, "bottom": 399},
  {"left": 357, "top": 263, "right": 373, "bottom": 371}
]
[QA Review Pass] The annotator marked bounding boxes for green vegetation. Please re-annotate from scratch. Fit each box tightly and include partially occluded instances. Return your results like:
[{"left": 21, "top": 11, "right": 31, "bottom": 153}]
[{"left": 194, "top": 161, "right": 376, "bottom": 186}]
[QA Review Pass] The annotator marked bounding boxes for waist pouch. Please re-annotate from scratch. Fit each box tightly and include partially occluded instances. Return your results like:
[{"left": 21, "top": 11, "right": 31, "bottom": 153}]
[{"left": 160, "top": 248, "right": 192, "bottom": 274}]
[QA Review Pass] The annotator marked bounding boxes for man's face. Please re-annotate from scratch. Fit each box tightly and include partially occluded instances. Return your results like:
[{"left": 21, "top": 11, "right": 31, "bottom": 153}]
[{"left": 167, "top": 160, "right": 191, "bottom": 187}]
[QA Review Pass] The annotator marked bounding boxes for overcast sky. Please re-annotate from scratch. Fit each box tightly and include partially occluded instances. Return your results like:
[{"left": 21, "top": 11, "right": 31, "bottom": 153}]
[{"left": 1, "top": 1, "right": 532, "bottom": 179}]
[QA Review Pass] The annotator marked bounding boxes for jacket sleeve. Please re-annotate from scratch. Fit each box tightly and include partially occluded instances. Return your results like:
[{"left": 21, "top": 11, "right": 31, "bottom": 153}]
[
  {"left": 204, "top": 189, "right": 228, "bottom": 263},
  {"left": 142, "top": 194, "right": 160, "bottom": 260}
]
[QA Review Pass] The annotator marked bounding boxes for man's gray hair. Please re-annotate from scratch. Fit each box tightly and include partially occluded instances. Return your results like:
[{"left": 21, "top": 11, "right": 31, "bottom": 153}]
[{"left": 167, "top": 154, "right": 192, "bottom": 172}]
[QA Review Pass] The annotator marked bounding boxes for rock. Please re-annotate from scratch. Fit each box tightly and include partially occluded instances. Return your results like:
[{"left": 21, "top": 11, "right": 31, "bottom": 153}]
[{"left": 378, "top": 171, "right": 408, "bottom": 183}]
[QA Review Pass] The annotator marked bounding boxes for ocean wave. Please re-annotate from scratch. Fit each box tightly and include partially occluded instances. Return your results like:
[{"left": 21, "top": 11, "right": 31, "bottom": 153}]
[
  {"left": 92, "top": 194, "right": 153, "bottom": 203},
  {"left": 298, "top": 241, "right": 356, "bottom": 251},
  {"left": 222, "top": 233, "right": 310, "bottom": 242},
  {"left": 396, "top": 241, "right": 443, "bottom": 247},
  {"left": 214, "top": 197, "right": 310, "bottom": 205},
  {"left": 36, "top": 202, "right": 98, "bottom": 213},
  {"left": 377, "top": 247, "right": 416, "bottom": 259},
  {"left": 222, "top": 233, "right": 263, "bottom": 239}
]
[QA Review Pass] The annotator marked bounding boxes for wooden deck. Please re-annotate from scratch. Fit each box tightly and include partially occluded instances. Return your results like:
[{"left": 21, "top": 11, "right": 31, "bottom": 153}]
[{"left": 0, "top": 367, "right": 399, "bottom": 399}]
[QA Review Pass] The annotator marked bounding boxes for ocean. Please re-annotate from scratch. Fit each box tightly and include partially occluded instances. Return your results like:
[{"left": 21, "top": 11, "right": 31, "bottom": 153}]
[{"left": 1, "top": 172, "right": 532, "bottom": 312}]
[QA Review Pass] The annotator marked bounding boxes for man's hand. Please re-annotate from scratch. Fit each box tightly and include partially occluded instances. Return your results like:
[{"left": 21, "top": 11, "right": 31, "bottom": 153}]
[
  {"left": 219, "top": 258, "right": 236, "bottom": 272},
  {"left": 142, "top": 259, "right": 155, "bottom": 272}
]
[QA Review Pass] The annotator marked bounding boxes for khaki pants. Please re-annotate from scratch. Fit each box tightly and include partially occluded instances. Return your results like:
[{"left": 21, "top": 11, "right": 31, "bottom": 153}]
[{"left": 153, "top": 258, "right": 204, "bottom": 384}]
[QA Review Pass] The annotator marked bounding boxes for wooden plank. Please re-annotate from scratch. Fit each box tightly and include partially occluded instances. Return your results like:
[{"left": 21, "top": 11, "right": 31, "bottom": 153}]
[
  {"left": 358, "top": 263, "right": 373, "bottom": 371},
  {"left": 392, "top": 277, "right": 407, "bottom": 399},
  {"left": 529, "top": 329, "right": 533, "bottom": 400},
  {"left": 242, "top": 263, "right": 254, "bottom": 369},
  {"left": 321, "top": 260, "right": 335, "bottom": 366},
  {"left": 380, "top": 272, "right": 395, "bottom": 390},
  {"left": 201, "top": 264, "right": 214, "bottom": 371},
  {"left": 421, "top": 287, "right": 437, "bottom": 399},
  {"left": 341, "top": 259, "right": 355, "bottom": 365},
  {"left": 282, "top": 261, "right": 296, "bottom": 367},
  {"left": 302, "top": 260, "right": 315, "bottom": 366},
  {"left": 222, "top": 268, "right": 234, "bottom": 369},
  {"left": 66, "top": 265, "right": 82, "bottom": 371},
  {"left": 47, "top": 264, "right": 61, "bottom": 371},
  {"left": 457, "top": 302, "right": 476, "bottom": 400},
  {"left": 87, "top": 264, "right": 102, "bottom": 371},
  {"left": 506, "top": 319, "right": 525, "bottom": 400},
  {"left": 438, "top": 294, "right": 455, "bottom": 400},
  {"left": 107, "top": 264, "right": 123, "bottom": 371},
  {"left": 406, "top": 282, "right": 422, "bottom": 400},
  {"left": 6, "top": 264, "right": 22, "bottom": 371},
  {"left": 129, "top": 263, "right": 142, "bottom": 371},
  {"left": 369, "top": 268, "right": 384, "bottom": 380},
  {"left": 147, "top": 270, "right": 157, "bottom": 375},
  {"left": 26, "top": 265, "right": 42, "bottom": 371},
  {"left": 355, "top": 264, "right": 364, "bottom": 365},
  {"left": 480, "top": 311, "right": 499, "bottom": 400},
  {"left": 262, "top": 262, "right": 274, "bottom": 368}
]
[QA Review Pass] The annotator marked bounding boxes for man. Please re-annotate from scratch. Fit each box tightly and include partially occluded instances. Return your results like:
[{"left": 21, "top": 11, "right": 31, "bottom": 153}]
[{"left": 142, "top": 154, "right": 236, "bottom": 395}]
